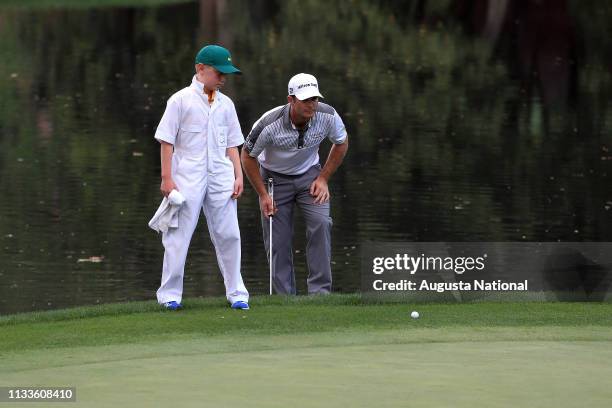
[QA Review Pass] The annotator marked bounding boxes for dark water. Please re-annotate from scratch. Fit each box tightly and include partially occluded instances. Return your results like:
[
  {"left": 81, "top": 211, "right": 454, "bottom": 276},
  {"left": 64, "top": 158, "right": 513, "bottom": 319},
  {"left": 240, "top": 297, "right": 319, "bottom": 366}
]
[{"left": 1, "top": 0, "right": 611, "bottom": 314}]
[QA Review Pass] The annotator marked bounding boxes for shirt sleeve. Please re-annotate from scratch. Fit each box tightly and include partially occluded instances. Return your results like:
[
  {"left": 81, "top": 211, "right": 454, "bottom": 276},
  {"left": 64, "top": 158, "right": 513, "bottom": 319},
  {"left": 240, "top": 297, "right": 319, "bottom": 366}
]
[
  {"left": 154, "top": 95, "right": 181, "bottom": 145},
  {"left": 226, "top": 100, "right": 244, "bottom": 148},
  {"left": 328, "top": 110, "right": 347, "bottom": 144},
  {"left": 245, "top": 116, "right": 268, "bottom": 158},
  {"left": 246, "top": 124, "right": 268, "bottom": 158}
]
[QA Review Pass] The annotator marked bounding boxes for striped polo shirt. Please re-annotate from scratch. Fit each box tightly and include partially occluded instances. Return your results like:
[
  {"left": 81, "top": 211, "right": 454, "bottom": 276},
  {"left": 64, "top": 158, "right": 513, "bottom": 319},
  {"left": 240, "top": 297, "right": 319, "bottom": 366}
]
[{"left": 244, "top": 102, "right": 347, "bottom": 175}]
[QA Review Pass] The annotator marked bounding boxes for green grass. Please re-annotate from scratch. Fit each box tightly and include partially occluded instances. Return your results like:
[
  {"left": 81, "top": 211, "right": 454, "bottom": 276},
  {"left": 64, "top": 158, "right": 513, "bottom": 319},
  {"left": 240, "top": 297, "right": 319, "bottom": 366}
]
[
  {"left": 1, "top": 295, "right": 612, "bottom": 407},
  {"left": 2, "top": 295, "right": 611, "bottom": 353}
]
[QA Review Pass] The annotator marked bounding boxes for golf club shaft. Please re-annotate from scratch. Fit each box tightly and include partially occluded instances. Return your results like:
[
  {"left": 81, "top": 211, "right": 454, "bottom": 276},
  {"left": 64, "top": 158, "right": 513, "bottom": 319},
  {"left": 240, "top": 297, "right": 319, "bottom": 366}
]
[{"left": 268, "top": 177, "right": 274, "bottom": 295}]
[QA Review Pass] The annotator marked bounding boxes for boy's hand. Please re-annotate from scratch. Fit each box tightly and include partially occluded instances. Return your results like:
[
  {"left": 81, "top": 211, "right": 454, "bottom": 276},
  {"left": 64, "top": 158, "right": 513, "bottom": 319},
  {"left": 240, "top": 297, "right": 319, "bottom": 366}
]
[
  {"left": 160, "top": 176, "right": 177, "bottom": 197},
  {"left": 232, "top": 176, "right": 244, "bottom": 199}
]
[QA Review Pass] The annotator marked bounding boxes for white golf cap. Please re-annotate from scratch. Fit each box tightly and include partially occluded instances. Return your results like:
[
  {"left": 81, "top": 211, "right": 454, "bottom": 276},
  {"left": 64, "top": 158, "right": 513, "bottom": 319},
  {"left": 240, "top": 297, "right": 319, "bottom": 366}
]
[{"left": 288, "top": 73, "right": 324, "bottom": 100}]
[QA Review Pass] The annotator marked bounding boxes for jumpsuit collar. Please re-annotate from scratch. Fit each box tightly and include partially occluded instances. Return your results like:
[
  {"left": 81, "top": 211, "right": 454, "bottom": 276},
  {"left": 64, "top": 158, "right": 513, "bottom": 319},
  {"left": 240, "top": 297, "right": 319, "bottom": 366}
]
[{"left": 190, "top": 75, "right": 216, "bottom": 105}]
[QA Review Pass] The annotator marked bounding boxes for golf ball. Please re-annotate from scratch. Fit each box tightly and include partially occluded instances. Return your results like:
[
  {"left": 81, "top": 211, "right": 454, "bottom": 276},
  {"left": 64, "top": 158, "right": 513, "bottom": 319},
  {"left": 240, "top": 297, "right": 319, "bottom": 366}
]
[{"left": 411, "top": 311, "right": 420, "bottom": 319}]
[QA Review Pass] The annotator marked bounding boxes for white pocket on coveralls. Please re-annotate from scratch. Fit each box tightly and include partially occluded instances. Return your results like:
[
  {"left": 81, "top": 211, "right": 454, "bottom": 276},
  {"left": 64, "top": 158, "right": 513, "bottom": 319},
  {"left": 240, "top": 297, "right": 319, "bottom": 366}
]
[
  {"left": 216, "top": 126, "right": 228, "bottom": 147},
  {"left": 178, "top": 124, "right": 205, "bottom": 154}
]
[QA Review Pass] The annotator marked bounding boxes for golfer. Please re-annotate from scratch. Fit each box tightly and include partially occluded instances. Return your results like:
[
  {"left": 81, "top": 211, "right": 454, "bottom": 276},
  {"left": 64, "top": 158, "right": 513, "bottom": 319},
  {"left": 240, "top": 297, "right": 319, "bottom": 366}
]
[
  {"left": 153, "top": 45, "right": 249, "bottom": 310},
  {"left": 242, "top": 73, "right": 349, "bottom": 295}
]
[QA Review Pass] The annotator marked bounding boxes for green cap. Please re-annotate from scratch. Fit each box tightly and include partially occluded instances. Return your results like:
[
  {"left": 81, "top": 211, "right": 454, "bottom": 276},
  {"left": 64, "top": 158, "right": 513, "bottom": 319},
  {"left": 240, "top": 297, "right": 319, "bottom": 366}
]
[{"left": 195, "top": 45, "right": 241, "bottom": 74}]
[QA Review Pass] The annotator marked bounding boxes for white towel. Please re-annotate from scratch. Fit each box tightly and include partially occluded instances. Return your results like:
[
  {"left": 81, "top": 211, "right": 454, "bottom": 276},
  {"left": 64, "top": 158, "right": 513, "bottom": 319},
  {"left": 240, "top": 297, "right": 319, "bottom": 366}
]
[{"left": 148, "top": 190, "right": 186, "bottom": 233}]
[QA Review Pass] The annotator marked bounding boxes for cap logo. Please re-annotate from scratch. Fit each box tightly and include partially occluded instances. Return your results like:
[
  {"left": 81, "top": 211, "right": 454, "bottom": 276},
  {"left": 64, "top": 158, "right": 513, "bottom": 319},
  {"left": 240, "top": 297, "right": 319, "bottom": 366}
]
[{"left": 297, "top": 83, "right": 317, "bottom": 90}]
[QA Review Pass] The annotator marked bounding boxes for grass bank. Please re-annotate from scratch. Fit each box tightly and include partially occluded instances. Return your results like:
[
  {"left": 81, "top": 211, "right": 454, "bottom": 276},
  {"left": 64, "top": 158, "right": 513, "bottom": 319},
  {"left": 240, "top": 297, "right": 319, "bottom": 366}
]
[{"left": 2, "top": 294, "right": 612, "bottom": 354}]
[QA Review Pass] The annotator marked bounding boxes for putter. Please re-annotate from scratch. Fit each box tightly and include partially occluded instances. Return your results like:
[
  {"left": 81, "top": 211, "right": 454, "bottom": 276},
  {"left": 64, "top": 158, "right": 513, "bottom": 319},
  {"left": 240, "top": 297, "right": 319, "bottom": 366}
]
[{"left": 267, "top": 177, "right": 274, "bottom": 295}]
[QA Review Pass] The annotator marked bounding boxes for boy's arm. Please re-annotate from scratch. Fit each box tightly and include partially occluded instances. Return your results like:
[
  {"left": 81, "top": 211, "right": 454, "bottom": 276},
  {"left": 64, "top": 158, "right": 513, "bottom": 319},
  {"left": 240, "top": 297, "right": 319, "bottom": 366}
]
[
  {"left": 160, "top": 141, "right": 176, "bottom": 197},
  {"left": 227, "top": 147, "right": 243, "bottom": 199},
  {"left": 156, "top": 94, "right": 181, "bottom": 197}
]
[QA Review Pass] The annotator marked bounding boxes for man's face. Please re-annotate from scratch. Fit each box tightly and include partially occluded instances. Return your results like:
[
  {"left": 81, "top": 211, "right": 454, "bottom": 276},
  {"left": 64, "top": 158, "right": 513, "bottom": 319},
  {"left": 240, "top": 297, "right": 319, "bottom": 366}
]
[
  {"left": 289, "top": 95, "right": 319, "bottom": 120},
  {"left": 196, "top": 64, "right": 226, "bottom": 91}
]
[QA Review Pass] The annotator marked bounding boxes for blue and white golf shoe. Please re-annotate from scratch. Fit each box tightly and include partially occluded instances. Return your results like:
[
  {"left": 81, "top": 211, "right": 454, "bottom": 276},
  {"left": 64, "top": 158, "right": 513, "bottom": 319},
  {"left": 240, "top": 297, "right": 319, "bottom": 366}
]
[
  {"left": 231, "top": 301, "right": 250, "bottom": 310},
  {"left": 163, "top": 301, "right": 182, "bottom": 310}
]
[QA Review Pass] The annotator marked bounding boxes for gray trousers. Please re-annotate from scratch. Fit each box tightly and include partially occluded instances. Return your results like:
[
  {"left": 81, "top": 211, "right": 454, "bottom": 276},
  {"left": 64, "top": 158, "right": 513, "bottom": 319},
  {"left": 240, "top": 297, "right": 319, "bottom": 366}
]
[{"left": 260, "top": 165, "right": 332, "bottom": 295}]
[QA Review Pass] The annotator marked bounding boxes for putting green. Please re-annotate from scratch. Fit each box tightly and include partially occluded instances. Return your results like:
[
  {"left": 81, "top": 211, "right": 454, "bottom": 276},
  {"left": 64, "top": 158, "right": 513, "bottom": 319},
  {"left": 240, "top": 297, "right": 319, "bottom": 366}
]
[
  {"left": 2, "top": 298, "right": 612, "bottom": 407},
  {"left": 2, "top": 328, "right": 612, "bottom": 407}
]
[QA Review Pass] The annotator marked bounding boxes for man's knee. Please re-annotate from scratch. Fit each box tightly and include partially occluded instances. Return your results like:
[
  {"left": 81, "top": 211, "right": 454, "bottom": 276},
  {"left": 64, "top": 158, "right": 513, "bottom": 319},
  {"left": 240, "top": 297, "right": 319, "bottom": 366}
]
[
  {"left": 272, "top": 232, "right": 293, "bottom": 253},
  {"left": 309, "top": 214, "right": 333, "bottom": 232}
]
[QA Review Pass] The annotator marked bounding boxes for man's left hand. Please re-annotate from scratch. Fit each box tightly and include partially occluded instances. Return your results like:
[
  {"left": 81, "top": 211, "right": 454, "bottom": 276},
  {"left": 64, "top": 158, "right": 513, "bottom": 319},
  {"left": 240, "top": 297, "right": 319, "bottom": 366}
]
[
  {"left": 232, "top": 176, "right": 244, "bottom": 199},
  {"left": 309, "top": 176, "right": 330, "bottom": 204}
]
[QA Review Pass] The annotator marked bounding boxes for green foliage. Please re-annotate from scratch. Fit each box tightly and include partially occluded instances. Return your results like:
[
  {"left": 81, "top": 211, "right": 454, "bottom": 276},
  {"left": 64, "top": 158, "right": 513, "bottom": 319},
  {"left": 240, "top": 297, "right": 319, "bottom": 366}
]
[{"left": 0, "top": 0, "right": 193, "bottom": 9}]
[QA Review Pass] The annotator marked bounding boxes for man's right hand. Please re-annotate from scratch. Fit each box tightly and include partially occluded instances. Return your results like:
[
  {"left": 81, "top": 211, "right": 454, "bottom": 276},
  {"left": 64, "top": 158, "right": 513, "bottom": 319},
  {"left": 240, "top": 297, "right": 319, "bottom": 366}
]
[
  {"left": 259, "top": 194, "right": 277, "bottom": 219},
  {"left": 160, "top": 176, "right": 177, "bottom": 197}
]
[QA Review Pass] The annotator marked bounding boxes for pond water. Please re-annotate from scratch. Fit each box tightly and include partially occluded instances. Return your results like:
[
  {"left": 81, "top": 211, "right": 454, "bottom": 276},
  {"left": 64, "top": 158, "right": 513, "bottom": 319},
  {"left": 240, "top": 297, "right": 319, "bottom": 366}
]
[{"left": 1, "top": 0, "right": 611, "bottom": 313}]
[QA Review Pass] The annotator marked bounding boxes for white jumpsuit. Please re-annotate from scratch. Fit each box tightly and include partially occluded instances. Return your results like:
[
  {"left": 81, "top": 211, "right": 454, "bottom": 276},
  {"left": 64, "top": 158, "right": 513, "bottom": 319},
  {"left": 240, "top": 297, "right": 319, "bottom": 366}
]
[{"left": 154, "top": 76, "right": 249, "bottom": 305}]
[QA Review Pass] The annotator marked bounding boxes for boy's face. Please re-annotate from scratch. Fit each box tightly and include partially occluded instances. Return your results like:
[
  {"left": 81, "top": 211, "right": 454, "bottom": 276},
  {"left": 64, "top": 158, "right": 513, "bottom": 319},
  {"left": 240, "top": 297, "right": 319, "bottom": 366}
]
[{"left": 196, "top": 64, "right": 226, "bottom": 91}]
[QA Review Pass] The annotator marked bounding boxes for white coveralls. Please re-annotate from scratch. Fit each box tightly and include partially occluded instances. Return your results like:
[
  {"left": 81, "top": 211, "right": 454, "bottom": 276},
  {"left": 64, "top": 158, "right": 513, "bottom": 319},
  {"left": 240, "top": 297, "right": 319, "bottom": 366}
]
[{"left": 154, "top": 76, "right": 249, "bottom": 305}]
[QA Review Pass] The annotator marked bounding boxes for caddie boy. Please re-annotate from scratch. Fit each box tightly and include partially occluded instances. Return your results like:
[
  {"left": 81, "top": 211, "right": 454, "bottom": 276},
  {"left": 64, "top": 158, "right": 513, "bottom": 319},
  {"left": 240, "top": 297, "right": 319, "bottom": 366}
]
[{"left": 150, "top": 44, "right": 250, "bottom": 311}]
